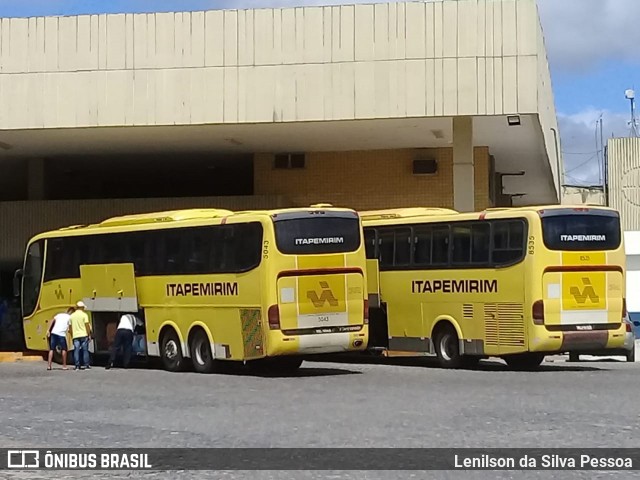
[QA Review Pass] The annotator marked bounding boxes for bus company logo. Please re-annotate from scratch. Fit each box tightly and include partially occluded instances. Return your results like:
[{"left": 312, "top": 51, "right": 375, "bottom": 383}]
[
  {"left": 560, "top": 235, "right": 606, "bottom": 242},
  {"left": 295, "top": 237, "right": 344, "bottom": 246},
  {"left": 166, "top": 282, "right": 238, "bottom": 297},
  {"left": 570, "top": 278, "right": 600, "bottom": 304},
  {"left": 7, "top": 450, "right": 40, "bottom": 469},
  {"left": 411, "top": 279, "right": 498, "bottom": 294},
  {"left": 307, "top": 281, "right": 339, "bottom": 308},
  {"left": 54, "top": 286, "right": 64, "bottom": 300}
]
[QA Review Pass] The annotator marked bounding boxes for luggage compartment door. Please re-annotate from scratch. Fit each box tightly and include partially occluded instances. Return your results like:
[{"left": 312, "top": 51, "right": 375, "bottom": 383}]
[{"left": 80, "top": 263, "right": 139, "bottom": 313}]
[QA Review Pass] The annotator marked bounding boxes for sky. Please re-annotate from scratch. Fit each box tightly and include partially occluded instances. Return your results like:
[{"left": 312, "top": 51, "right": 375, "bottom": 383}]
[{"left": 0, "top": 0, "right": 638, "bottom": 187}]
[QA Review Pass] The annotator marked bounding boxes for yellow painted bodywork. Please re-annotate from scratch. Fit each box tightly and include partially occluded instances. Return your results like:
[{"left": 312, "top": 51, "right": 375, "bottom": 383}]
[
  {"left": 363, "top": 205, "right": 626, "bottom": 357},
  {"left": 21, "top": 207, "right": 369, "bottom": 361}
]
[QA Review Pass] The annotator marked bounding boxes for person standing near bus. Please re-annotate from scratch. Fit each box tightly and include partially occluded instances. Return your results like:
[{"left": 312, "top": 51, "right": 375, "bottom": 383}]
[
  {"left": 106, "top": 313, "right": 140, "bottom": 370},
  {"left": 46, "top": 307, "right": 74, "bottom": 370},
  {"left": 70, "top": 301, "right": 92, "bottom": 370}
]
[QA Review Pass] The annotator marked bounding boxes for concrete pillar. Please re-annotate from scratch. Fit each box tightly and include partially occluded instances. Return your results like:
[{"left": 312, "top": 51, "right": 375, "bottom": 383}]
[
  {"left": 452, "top": 117, "right": 474, "bottom": 212},
  {"left": 27, "top": 158, "right": 45, "bottom": 200}
]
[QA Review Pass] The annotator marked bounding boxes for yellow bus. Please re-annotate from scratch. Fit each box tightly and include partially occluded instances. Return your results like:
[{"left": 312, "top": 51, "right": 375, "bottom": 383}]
[
  {"left": 16, "top": 206, "right": 368, "bottom": 372},
  {"left": 362, "top": 205, "right": 626, "bottom": 369}
]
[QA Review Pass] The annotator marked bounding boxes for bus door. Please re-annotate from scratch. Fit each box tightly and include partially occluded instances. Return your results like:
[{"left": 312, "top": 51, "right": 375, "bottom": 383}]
[{"left": 80, "top": 263, "right": 139, "bottom": 353}]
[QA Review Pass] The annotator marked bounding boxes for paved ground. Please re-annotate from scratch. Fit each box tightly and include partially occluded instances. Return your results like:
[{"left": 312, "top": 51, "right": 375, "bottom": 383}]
[{"left": 1, "top": 356, "right": 639, "bottom": 479}]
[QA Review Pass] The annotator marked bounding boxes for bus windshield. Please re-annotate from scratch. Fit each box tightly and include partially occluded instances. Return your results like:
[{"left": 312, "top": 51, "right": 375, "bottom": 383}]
[
  {"left": 273, "top": 213, "right": 361, "bottom": 254},
  {"left": 541, "top": 213, "right": 621, "bottom": 251}
]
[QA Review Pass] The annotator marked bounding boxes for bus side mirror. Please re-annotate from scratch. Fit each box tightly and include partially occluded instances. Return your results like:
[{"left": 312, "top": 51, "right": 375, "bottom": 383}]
[{"left": 13, "top": 269, "right": 23, "bottom": 297}]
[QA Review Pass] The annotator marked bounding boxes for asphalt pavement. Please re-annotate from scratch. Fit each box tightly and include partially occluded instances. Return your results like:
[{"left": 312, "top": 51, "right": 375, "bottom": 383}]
[{"left": 1, "top": 357, "right": 638, "bottom": 480}]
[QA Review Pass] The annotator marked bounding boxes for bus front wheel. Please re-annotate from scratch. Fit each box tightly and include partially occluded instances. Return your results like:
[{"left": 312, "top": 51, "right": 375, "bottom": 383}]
[
  {"left": 189, "top": 330, "right": 216, "bottom": 374},
  {"left": 161, "top": 330, "right": 186, "bottom": 372},
  {"left": 504, "top": 353, "right": 545, "bottom": 370},
  {"left": 434, "top": 326, "right": 462, "bottom": 369}
]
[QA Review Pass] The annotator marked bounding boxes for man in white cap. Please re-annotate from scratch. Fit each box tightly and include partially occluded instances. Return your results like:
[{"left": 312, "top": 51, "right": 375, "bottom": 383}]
[{"left": 70, "top": 301, "right": 92, "bottom": 370}]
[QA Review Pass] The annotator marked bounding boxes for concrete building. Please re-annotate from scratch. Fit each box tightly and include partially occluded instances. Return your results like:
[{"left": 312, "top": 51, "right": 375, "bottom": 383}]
[
  {"left": 560, "top": 186, "right": 605, "bottom": 206},
  {"left": 608, "top": 137, "right": 640, "bottom": 231},
  {"left": 0, "top": 0, "right": 561, "bottom": 296}
]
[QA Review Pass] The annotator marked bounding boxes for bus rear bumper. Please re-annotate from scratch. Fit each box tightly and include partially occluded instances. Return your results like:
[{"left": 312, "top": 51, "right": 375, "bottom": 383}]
[
  {"left": 528, "top": 325, "right": 626, "bottom": 353},
  {"left": 265, "top": 329, "right": 368, "bottom": 356}
]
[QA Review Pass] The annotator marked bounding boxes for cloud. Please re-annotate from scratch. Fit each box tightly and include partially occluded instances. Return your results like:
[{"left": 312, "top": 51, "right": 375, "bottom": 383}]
[
  {"left": 538, "top": 0, "right": 640, "bottom": 73},
  {"left": 559, "top": 109, "right": 631, "bottom": 186}
]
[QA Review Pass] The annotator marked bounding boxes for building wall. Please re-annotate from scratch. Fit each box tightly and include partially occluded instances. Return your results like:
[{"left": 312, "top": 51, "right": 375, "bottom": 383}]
[
  {"left": 608, "top": 137, "right": 640, "bottom": 231},
  {"left": 0, "top": 0, "right": 548, "bottom": 130},
  {"left": 0, "top": 195, "right": 289, "bottom": 266},
  {"left": 560, "top": 186, "right": 605, "bottom": 206},
  {"left": 254, "top": 147, "right": 490, "bottom": 211}
]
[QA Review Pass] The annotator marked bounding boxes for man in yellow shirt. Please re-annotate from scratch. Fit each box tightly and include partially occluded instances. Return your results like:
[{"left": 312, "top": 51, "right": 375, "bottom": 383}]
[{"left": 70, "top": 301, "right": 92, "bottom": 370}]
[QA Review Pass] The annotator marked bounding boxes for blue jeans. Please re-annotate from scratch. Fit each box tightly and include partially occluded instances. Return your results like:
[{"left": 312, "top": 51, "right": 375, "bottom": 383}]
[{"left": 73, "top": 337, "right": 90, "bottom": 367}]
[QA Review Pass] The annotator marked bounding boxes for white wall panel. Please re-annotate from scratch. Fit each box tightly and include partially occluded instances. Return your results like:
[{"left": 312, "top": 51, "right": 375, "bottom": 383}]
[
  {"left": 405, "top": 2, "right": 426, "bottom": 60},
  {"left": 0, "top": 1, "right": 555, "bottom": 129}
]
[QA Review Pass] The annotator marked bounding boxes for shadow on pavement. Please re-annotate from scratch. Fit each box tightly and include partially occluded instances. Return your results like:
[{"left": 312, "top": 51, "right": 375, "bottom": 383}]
[
  {"left": 306, "top": 353, "right": 609, "bottom": 373},
  {"left": 103, "top": 356, "right": 363, "bottom": 378}
]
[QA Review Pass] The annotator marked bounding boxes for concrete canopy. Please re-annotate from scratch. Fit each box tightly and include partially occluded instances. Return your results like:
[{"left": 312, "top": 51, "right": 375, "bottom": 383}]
[{"left": 0, "top": 0, "right": 561, "bottom": 206}]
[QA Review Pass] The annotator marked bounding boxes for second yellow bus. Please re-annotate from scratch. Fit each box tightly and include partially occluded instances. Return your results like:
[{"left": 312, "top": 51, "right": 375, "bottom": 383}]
[{"left": 363, "top": 205, "right": 626, "bottom": 369}]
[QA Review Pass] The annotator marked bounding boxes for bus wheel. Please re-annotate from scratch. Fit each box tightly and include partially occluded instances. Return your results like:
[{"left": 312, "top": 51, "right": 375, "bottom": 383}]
[
  {"left": 190, "top": 330, "right": 215, "bottom": 374},
  {"left": 461, "top": 356, "right": 481, "bottom": 368},
  {"left": 627, "top": 349, "right": 635, "bottom": 363},
  {"left": 504, "top": 353, "right": 545, "bottom": 370},
  {"left": 272, "top": 357, "right": 303, "bottom": 372},
  {"left": 161, "top": 330, "right": 185, "bottom": 372},
  {"left": 434, "top": 326, "right": 462, "bottom": 369}
]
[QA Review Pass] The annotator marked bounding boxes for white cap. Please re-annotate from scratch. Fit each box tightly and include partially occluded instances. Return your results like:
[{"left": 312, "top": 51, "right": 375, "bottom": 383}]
[{"left": 76, "top": 301, "right": 86, "bottom": 309}]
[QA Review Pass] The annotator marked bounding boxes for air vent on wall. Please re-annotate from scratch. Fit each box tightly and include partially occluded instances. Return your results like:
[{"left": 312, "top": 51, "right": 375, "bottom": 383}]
[
  {"left": 274, "top": 153, "right": 306, "bottom": 169},
  {"left": 412, "top": 158, "right": 437, "bottom": 175}
]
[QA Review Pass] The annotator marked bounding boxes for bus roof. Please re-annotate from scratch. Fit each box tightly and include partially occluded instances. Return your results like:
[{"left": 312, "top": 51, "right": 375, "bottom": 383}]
[
  {"left": 29, "top": 205, "right": 359, "bottom": 241},
  {"left": 361, "top": 204, "right": 619, "bottom": 226},
  {"left": 360, "top": 207, "right": 459, "bottom": 221}
]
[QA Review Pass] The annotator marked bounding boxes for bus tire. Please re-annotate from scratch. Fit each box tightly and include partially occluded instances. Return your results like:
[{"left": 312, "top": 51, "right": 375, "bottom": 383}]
[
  {"left": 434, "top": 325, "right": 462, "bottom": 369},
  {"left": 627, "top": 349, "right": 635, "bottom": 363},
  {"left": 461, "top": 356, "right": 481, "bottom": 368},
  {"left": 189, "top": 329, "right": 216, "bottom": 374},
  {"left": 504, "top": 353, "right": 545, "bottom": 370},
  {"left": 272, "top": 357, "right": 303, "bottom": 372},
  {"left": 161, "top": 329, "right": 185, "bottom": 372}
]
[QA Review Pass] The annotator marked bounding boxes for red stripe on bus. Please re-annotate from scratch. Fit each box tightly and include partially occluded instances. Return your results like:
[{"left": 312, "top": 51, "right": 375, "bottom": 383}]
[
  {"left": 277, "top": 267, "right": 363, "bottom": 278},
  {"left": 544, "top": 265, "right": 623, "bottom": 274}
]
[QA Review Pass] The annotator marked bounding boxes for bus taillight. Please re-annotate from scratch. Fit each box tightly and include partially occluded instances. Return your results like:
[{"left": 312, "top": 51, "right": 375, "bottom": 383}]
[
  {"left": 268, "top": 305, "right": 281, "bottom": 330},
  {"left": 364, "top": 299, "right": 369, "bottom": 324},
  {"left": 532, "top": 300, "right": 544, "bottom": 324}
]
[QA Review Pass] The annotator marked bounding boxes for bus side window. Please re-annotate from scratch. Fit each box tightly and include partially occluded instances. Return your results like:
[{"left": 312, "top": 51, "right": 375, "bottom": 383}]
[
  {"left": 432, "top": 227, "right": 449, "bottom": 265},
  {"left": 452, "top": 225, "right": 471, "bottom": 265},
  {"left": 394, "top": 228, "right": 411, "bottom": 266},
  {"left": 471, "top": 223, "right": 490, "bottom": 264},
  {"left": 364, "top": 229, "right": 377, "bottom": 259},
  {"left": 492, "top": 220, "right": 525, "bottom": 266},
  {"left": 414, "top": 227, "right": 432, "bottom": 266},
  {"left": 378, "top": 230, "right": 395, "bottom": 268}
]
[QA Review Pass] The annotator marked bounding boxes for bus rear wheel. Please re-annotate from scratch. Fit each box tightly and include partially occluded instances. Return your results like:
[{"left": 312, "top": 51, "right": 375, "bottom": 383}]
[
  {"left": 190, "top": 330, "right": 216, "bottom": 374},
  {"left": 161, "top": 329, "right": 185, "bottom": 372},
  {"left": 504, "top": 353, "right": 545, "bottom": 370},
  {"left": 434, "top": 326, "right": 463, "bottom": 369}
]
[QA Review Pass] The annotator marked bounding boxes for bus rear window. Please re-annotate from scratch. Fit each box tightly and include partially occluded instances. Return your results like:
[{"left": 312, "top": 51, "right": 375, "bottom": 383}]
[
  {"left": 273, "top": 214, "right": 361, "bottom": 254},
  {"left": 541, "top": 214, "right": 621, "bottom": 251}
]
